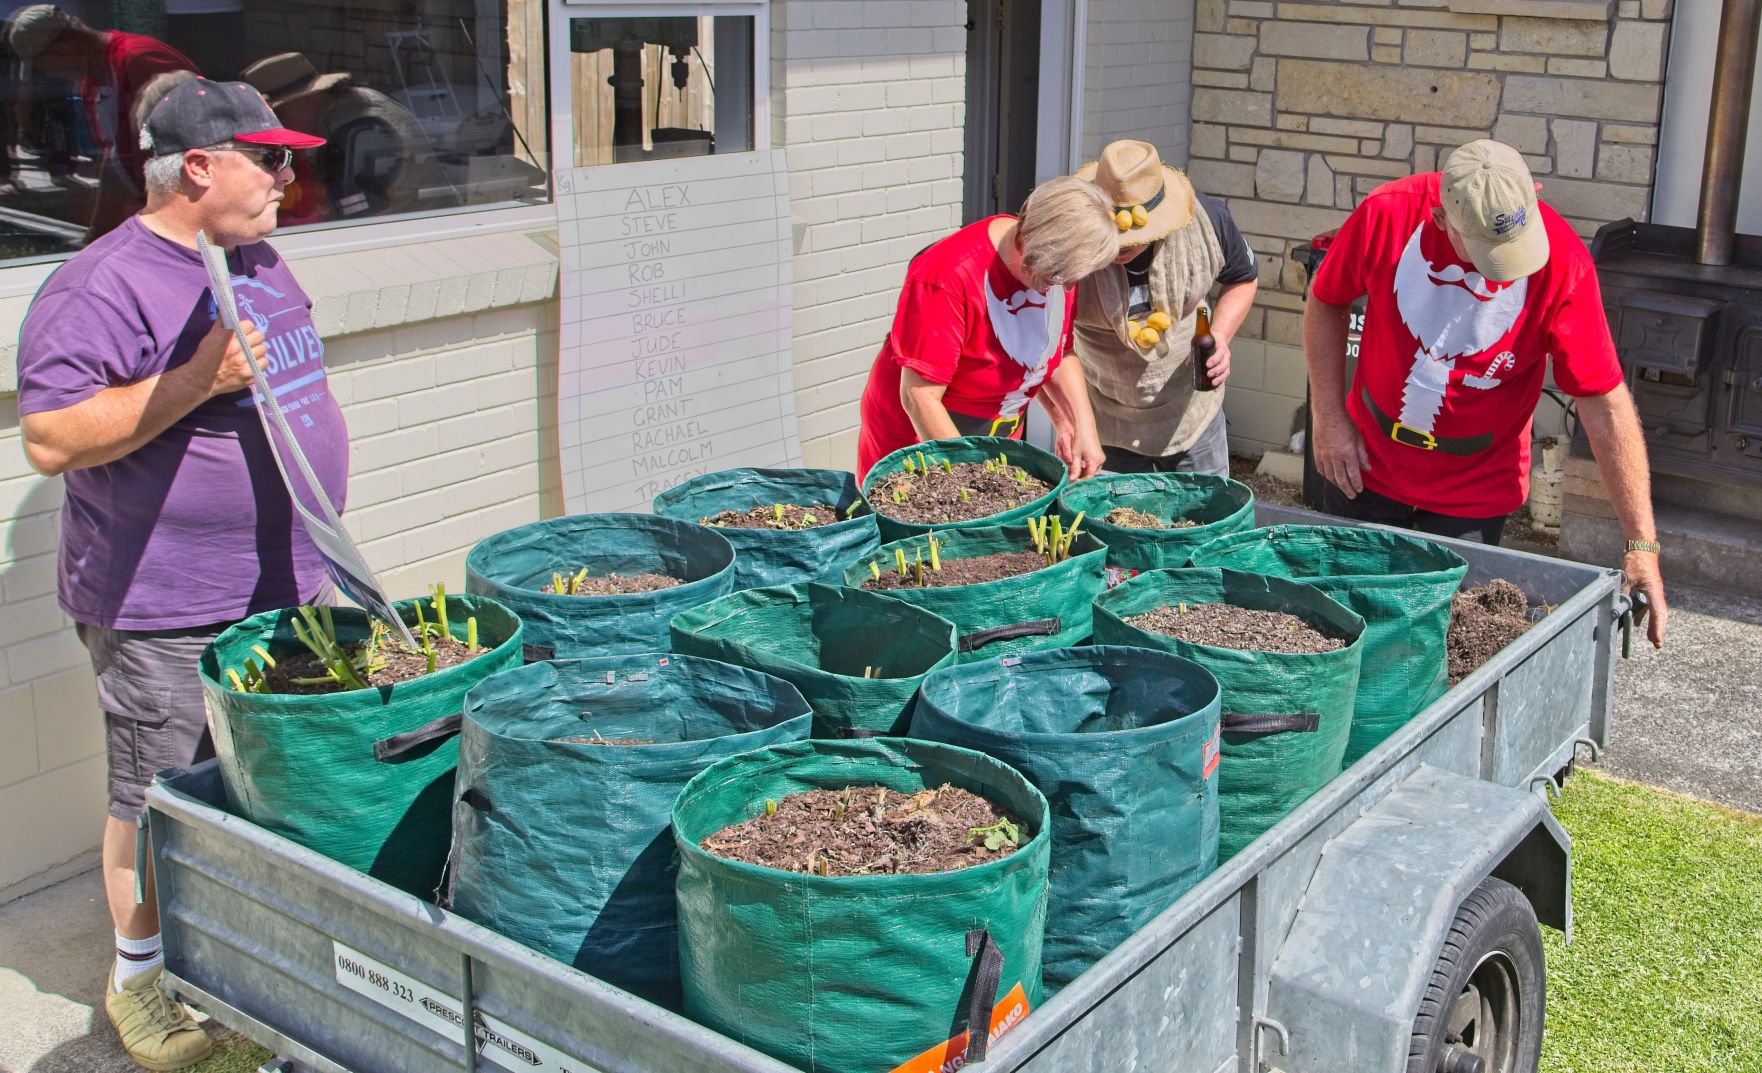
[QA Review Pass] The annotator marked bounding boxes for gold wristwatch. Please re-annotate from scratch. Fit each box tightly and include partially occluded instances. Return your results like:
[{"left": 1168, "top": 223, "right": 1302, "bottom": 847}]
[{"left": 1624, "top": 539, "right": 1662, "bottom": 555}]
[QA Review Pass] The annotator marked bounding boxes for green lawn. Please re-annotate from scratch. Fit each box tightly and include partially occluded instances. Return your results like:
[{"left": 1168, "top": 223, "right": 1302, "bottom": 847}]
[
  {"left": 1542, "top": 770, "right": 1762, "bottom": 1072},
  {"left": 190, "top": 769, "right": 1762, "bottom": 1073}
]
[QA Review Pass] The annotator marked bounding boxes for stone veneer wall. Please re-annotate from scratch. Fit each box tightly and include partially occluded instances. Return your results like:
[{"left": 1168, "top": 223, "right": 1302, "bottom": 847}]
[{"left": 1188, "top": 0, "right": 1674, "bottom": 456}]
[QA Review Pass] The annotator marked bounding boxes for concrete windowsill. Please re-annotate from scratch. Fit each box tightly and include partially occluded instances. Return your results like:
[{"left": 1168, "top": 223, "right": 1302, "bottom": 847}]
[
  {"left": 1448, "top": 0, "right": 1612, "bottom": 19},
  {"left": 0, "top": 229, "right": 561, "bottom": 397}
]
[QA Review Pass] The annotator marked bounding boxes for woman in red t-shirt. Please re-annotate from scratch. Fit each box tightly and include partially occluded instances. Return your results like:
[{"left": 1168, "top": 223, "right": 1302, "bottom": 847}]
[{"left": 856, "top": 176, "right": 1121, "bottom": 480}]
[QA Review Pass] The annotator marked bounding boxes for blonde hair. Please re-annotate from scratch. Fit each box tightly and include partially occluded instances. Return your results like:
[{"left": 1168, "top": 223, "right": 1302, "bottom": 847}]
[{"left": 1016, "top": 176, "right": 1119, "bottom": 288}]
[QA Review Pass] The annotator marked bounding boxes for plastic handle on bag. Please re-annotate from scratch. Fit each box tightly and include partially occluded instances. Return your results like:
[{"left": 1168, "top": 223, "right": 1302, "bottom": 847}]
[
  {"left": 523, "top": 642, "right": 557, "bottom": 664},
  {"left": 1221, "top": 711, "right": 1321, "bottom": 736},
  {"left": 958, "top": 618, "right": 1061, "bottom": 653},
  {"left": 963, "top": 929, "right": 1005, "bottom": 1064},
  {"left": 373, "top": 714, "right": 464, "bottom": 762}
]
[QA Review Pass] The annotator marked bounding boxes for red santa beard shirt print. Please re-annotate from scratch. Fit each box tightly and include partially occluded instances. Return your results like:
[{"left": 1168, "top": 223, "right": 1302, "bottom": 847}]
[
  {"left": 856, "top": 216, "right": 1077, "bottom": 479},
  {"left": 1311, "top": 174, "right": 1623, "bottom": 518}
]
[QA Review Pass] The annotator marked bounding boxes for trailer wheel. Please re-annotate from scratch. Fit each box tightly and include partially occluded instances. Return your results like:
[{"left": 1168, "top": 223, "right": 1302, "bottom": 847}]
[{"left": 1406, "top": 877, "right": 1545, "bottom": 1073}]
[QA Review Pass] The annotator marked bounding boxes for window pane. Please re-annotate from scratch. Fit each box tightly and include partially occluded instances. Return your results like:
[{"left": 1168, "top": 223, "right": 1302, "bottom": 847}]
[
  {"left": 567, "top": 15, "right": 753, "bottom": 170},
  {"left": 0, "top": 0, "right": 549, "bottom": 266}
]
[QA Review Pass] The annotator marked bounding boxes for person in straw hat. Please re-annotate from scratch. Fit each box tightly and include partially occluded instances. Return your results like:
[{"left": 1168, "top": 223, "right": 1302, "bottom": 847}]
[
  {"left": 856, "top": 175, "right": 1121, "bottom": 480},
  {"left": 1306, "top": 138, "right": 1667, "bottom": 648},
  {"left": 240, "top": 51, "right": 431, "bottom": 225},
  {"left": 1071, "top": 139, "right": 1259, "bottom": 476}
]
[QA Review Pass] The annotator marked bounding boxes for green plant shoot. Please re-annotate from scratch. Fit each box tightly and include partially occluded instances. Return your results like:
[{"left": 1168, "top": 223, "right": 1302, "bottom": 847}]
[
  {"left": 844, "top": 498, "right": 862, "bottom": 518},
  {"left": 928, "top": 533, "right": 941, "bottom": 572},
  {"left": 896, "top": 548, "right": 909, "bottom": 576},
  {"left": 869, "top": 561, "right": 881, "bottom": 581},
  {"left": 800, "top": 511, "right": 817, "bottom": 527},
  {"left": 773, "top": 503, "right": 786, "bottom": 524},
  {"left": 968, "top": 817, "right": 1020, "bottom": 851},
  {"left": 765, "top": 798, "right": 778, "bottom": 816},
  {"left": 467, "top": 616, "right": 480, "bottom": 651},
  {"left": 940, "top": 457, "right": 952, "bottom": 474}
]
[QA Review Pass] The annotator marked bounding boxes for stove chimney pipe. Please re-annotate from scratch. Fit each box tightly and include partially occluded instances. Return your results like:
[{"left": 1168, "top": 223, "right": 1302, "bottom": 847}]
[{"left": 1697, "top": 0, "right": 1762, "bottom": 265}]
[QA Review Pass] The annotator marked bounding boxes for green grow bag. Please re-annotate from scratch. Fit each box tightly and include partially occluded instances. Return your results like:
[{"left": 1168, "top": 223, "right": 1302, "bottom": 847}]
[
  {"left": 465, "top": 513, "right": 734, "bottom": 660},
  {"left": 862, "top": 435, "right": 1069, "bottom": 543},
  {"left": 652, "top": 468, "right": 880, "bottom": 591},
  {"left": 840, "top": 524, "right": 1108, "bottom": 664},
  {"left": 1092, "top": 568, "right": 1366, "bottom": 860},
  {"left": 669, "top": 582, "right": 957, "bottom": 738},
  {"left": 1190, "top": 525, "right": 1468, "bottom": 765},
  {"left": 199, "top": 595, "right": 523, "bottom": 898},
  {"left": 447, "top": 654, "right": 812, "bottom": 1010},
  {"left": 674, "top": 737, "right": 1052, "bottom": 1073},
  {"left": 910, "top": 645, "right": 1222, "bottom": 991},
  {"left": 1055, "top": 472, "right": 1255, "bottom": 579}
]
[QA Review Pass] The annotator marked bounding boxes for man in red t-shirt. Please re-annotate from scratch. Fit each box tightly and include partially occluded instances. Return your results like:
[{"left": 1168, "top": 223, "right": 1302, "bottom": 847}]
[
  {"left": 1306, "top": 140, "right": 1666, "bottom": 647},
  {"left": 8, "top": 5, "right": 198, "bottom": 238}
]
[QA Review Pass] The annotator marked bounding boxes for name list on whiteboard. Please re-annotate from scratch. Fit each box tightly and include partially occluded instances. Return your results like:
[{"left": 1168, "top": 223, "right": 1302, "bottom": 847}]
[{"left": 555, "top": 149, "right": 803, "bottom": 512}]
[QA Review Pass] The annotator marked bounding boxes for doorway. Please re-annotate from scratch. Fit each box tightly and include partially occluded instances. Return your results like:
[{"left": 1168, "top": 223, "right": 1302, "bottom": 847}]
[{"left": 964, "top": 0, "right": 1042, "bottom": 223}]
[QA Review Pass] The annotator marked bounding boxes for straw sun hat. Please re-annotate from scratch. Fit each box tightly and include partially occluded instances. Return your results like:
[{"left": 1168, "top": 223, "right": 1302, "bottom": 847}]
[{"left": 1075, "top": 139, "right": 1198, "bottom": 247}]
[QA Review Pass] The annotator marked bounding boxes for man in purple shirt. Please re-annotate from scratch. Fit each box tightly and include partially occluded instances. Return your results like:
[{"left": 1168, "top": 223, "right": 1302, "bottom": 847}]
[{"left": 17, "top": 78, "right": 344, "bottom": 1070}]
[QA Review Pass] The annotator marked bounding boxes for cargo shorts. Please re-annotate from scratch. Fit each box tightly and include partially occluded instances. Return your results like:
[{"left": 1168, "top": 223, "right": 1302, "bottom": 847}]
[{"left": 77, "top": 622, "right": 228, "bottom": 822}]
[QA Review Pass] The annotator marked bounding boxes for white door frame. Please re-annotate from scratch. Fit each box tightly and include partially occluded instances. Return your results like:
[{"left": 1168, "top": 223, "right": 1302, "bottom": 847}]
[
  {"left": 1034, "top": 0, "right": 1088, "bottom": 182},
  {"left": 1027, "top": 0, "right": 1086, "bottom": 452}
]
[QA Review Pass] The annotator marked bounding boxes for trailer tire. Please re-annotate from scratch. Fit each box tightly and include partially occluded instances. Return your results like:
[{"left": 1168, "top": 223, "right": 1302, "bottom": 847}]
[{"left": 1406, "top": 877, "right": 1545, "bottom": 1073}]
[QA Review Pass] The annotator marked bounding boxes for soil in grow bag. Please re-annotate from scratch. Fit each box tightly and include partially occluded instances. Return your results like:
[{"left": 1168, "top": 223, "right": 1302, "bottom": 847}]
[
  {"left": 541, "top": 570, "right": 683, "bottom": 595},
  {"left": 860, "top": 519, "right": 1087, "bottom": 592},
  {"left": 1448, "top": 580, "right": 1544, "bottom": 684},
  {"left": 467, "top": 514, "right": 735, "bottom": 659},
  {"left": 1126, "top": 603, "right": 1347, "bottom": 655},
  {"left": 221, "top": 597, "right": 491, "bottom": 696},
  {"left": 701, "top": 783, "right": 1024, "bottom": 876},
  {"left": 870, "top": 452, "right": 1052, "bottom": 525},
  {"left": 1105, "top": 506, "right": 1197, "bottom": 529},
  {"left": 703, "top": 503, "right": 839, "bottom": 529}
]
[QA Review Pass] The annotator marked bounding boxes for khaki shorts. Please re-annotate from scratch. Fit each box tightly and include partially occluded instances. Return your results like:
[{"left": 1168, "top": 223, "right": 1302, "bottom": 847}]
[{"left": 77, "top": 622, "right": 228, "bottom": 822}]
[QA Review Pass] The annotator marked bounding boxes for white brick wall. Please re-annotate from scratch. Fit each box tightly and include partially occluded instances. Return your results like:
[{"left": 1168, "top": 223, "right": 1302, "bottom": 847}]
[
  {"left": 1081, "top": 0, "right": 1197, "bottom": 168},
  {"left": 776, "top": 0, "right": 969, "bottom": 471},
  {"left": 0, "top": 292, "right": 559, "bottom": 899}
]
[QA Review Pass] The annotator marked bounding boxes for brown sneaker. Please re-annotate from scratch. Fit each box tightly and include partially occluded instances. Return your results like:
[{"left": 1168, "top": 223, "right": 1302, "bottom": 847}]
[{"left": 105, "top": 965, "right": 215, "bottom": 1071}]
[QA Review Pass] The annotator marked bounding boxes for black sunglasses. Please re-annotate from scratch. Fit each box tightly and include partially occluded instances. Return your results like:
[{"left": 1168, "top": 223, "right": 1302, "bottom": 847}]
[{"left": 205, "top": 143, "right": 295, "bottom": 173}]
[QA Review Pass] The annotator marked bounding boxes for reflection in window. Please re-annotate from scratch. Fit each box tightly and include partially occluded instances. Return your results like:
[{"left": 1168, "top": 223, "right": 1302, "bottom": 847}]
[
  {"left": 568, "top": 16, "right": 752, "bottom": 170},
  {"left": 0, "top": 0, "right": 549, "bottom": 266}
]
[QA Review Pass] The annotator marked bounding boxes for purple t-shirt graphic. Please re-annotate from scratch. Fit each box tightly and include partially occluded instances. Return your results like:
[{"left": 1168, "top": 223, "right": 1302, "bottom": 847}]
[{"left": 17, "top": 217, "right": 349, "bottom": 630}]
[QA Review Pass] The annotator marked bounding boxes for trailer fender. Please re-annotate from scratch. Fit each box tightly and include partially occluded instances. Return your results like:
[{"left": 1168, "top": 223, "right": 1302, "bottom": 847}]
[{"left": 1261, "top": 764, "right": 1569, "bottom": 1073}]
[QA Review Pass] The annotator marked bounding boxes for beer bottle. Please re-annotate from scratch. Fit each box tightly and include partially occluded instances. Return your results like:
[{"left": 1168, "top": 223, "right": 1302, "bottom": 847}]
[{"left": 1192, "top": 305, "right": 1218, "bottom": 392}]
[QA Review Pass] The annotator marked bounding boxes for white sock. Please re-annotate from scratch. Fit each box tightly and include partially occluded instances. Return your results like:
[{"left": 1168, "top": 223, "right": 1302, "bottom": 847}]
[{"left": 114, "top": 932, "right": 163, "bottom": 990}]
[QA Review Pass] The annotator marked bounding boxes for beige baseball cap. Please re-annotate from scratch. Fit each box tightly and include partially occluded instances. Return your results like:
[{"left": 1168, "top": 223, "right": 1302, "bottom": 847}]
[{"left": 1440, "top": 139, "right": 1549, "bottom": 282}]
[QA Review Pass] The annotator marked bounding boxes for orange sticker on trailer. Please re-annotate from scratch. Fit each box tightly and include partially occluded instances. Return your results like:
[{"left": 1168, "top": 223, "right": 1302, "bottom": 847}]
[{"left": 887, "top": 982, "right": 1030, "bottom": 1073}]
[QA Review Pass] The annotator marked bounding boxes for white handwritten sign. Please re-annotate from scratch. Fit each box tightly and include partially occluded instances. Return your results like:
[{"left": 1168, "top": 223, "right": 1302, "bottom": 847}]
[{"left": 555, "top": 150, "right": 803, "bottom": 512}]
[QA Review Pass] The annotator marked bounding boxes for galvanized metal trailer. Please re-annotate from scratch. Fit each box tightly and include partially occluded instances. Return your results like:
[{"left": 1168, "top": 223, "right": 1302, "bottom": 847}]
[{"left": 146, "top": 505, "right": 1631, "bottom": 1073}]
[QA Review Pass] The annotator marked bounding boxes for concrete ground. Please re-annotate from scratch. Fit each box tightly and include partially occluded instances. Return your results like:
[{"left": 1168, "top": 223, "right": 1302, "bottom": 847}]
[{"left": 1, "top": 579, "right": 1756, "bottom": 1073}]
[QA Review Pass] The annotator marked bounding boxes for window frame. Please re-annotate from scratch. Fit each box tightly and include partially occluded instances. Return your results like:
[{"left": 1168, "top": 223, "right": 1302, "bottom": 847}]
[
  {"left": 546, "top": 0, "right": 772, "bottom": 177},
  {"left": 0, "top": 0, "right": 558, "bottom": 296}
]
